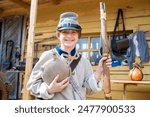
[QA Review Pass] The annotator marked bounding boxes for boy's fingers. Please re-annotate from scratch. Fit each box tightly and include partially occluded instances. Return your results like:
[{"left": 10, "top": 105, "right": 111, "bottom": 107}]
[
  {"left": 61, "top": 77, "right": 69, "bottom": 85},
  {"left": 61, "top": 80, "right": 69, "bottom": 89},
  {"left": 53, "top": 74, "right": 59, "bottom": 83}
]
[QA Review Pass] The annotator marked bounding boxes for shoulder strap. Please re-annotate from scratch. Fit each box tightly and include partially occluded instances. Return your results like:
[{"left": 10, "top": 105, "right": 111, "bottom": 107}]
[
  {"left": 112, "top": 9, "right": 126, "bottom": 39},
  {"left": 69, "top": 54, "right": 84, "bottom": 100},
  {"left": 70, "top": 54, "right": 81, "bottom": 72}
]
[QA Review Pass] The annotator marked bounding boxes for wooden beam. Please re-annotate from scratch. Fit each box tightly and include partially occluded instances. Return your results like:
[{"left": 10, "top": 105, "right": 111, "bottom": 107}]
[
  {"left": 22, "top": 0, "right": 38, "bottom": 100},
  {"left": 0, "top": 8, "right": 4, "bottom": 14},
  {"left": 0, "top": 8, "right": 28, "bottom": 17},
  {"left": 9, "top": 0, "right": 30, "bottom": 9}
]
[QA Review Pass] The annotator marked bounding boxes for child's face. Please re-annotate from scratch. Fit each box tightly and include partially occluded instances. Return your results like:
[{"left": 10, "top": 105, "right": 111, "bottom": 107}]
[{"left": 57, "top": 30, "right": 79, "bottom": 50}]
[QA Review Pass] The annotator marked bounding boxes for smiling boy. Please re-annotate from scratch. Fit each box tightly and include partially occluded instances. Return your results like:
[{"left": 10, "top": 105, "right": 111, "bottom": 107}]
[{"left": 27, "top": 12, "right": 112, "bottom": 100}]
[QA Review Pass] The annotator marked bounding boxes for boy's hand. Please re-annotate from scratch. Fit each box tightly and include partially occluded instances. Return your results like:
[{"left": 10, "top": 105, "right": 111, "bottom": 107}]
[
  {"left": 47, "top": 74, "right": 69, "bottom": 94},
  {"left": 98, "top": 56, "right": 112, "bottom": 73},
  {"left": 95, "top": 57, "right": 112, "bottom": 82}
]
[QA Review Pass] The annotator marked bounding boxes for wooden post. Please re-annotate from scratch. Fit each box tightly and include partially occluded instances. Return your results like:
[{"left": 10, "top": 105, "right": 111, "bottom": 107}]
[{"left": 22, "top": 0, "right": 38, "bottom": 100}]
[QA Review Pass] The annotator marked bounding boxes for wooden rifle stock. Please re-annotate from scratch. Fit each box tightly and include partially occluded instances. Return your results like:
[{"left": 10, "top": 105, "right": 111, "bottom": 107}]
[{"left": 100, "top": 2, "right": 112, "bottom": 100}]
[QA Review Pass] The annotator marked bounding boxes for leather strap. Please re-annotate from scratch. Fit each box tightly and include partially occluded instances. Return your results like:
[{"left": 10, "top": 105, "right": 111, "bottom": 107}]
[
  {"left": 70, "top": 54, "right": 81, "bottom": 72},
  {"left": 112, "top": 9, "right": 127, "bottom": 40},
  {"left": 69, "top": 54, "right": 83, "bottom": 100}
]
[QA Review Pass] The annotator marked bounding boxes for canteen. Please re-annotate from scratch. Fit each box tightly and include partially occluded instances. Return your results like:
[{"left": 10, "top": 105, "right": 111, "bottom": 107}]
[{"left": 41, "top": 52, "right": 71, "bottom": 85}]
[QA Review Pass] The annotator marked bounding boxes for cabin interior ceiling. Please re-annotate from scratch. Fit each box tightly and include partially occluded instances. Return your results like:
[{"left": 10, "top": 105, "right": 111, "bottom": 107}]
[
  {"left": 0, "top": 0, "right": 150, "bottom": 17},
  {"left": 37, "top": 0, "right": 150, "bottom": 22},
  {"left": 0, "top": 0, "right": 56, "bottom": 17}
]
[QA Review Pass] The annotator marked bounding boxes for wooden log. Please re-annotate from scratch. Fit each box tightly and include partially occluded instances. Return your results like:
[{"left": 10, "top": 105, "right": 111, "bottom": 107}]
[
  {"left": 100, "top": 2, "right": 112, "bottom": 100},
  {"left": 22, "top": 0, "right": 38, "bottom": 100}
]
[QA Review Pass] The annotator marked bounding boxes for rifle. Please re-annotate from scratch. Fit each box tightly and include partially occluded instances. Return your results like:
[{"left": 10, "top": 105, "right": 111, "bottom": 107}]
[{"left": 100, "top": 2, "right": 112, "bottom": 100}]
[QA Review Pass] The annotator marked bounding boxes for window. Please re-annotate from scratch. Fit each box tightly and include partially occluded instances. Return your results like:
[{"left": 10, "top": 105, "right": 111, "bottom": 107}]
[
  {"left": 76, "top": 37, "right": 88, "bottom": 50},
  {"left": 76, "top": 35, "right": 101, "bottom": 66}
]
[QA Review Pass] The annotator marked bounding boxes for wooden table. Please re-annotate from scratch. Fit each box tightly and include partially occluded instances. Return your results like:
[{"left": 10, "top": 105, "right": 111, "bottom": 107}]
[{"left": 111, "top": 79, "right": 150, "bottom": 100}]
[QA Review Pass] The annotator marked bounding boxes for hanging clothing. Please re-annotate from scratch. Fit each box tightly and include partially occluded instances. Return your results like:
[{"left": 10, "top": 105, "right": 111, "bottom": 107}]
[{"left": 126, "top": 31, "right": 149, "bottom": 69}]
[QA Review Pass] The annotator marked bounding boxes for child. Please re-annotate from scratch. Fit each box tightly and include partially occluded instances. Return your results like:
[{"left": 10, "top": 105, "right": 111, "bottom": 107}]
[{"left": 27, "top": 12, "right": 112, "bottom": 100}]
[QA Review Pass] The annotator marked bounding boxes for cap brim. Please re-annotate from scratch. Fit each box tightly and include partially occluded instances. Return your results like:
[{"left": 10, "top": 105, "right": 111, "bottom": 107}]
[{"left": 57, "top": 27, "right": 81, "bottom": 31}]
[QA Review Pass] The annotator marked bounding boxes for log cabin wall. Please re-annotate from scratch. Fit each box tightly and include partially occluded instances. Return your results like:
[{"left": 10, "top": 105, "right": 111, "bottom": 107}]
[{"left": 24, "top": 0, "right": 150, "bottom": 100}]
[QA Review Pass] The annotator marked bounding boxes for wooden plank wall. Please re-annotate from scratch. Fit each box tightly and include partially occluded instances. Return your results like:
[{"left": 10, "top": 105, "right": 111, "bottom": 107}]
[{"left": 25, "top": 0, "right": 150, "bottom": 100}]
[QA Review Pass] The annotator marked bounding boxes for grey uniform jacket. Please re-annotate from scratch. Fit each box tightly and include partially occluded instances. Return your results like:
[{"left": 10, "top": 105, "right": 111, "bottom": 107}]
[{"left": 27, "top": 48, "right": 103, "bottom": 100}]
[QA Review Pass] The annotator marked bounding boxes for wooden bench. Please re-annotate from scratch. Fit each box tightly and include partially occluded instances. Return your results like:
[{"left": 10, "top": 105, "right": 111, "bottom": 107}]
[{"left": 111, "top": 79, "right": 150, "bottom": 100}]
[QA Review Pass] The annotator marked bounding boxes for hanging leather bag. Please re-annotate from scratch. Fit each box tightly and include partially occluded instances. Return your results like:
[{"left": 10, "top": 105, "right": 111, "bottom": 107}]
[{"left": 111, "top": 9, "right": 129, "bottom": 54}]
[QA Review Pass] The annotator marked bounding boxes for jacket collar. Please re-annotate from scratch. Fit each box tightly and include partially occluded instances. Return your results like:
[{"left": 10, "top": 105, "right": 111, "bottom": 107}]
[{"left": 55, "top": 45, "right": 76, "bottom": 56}]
